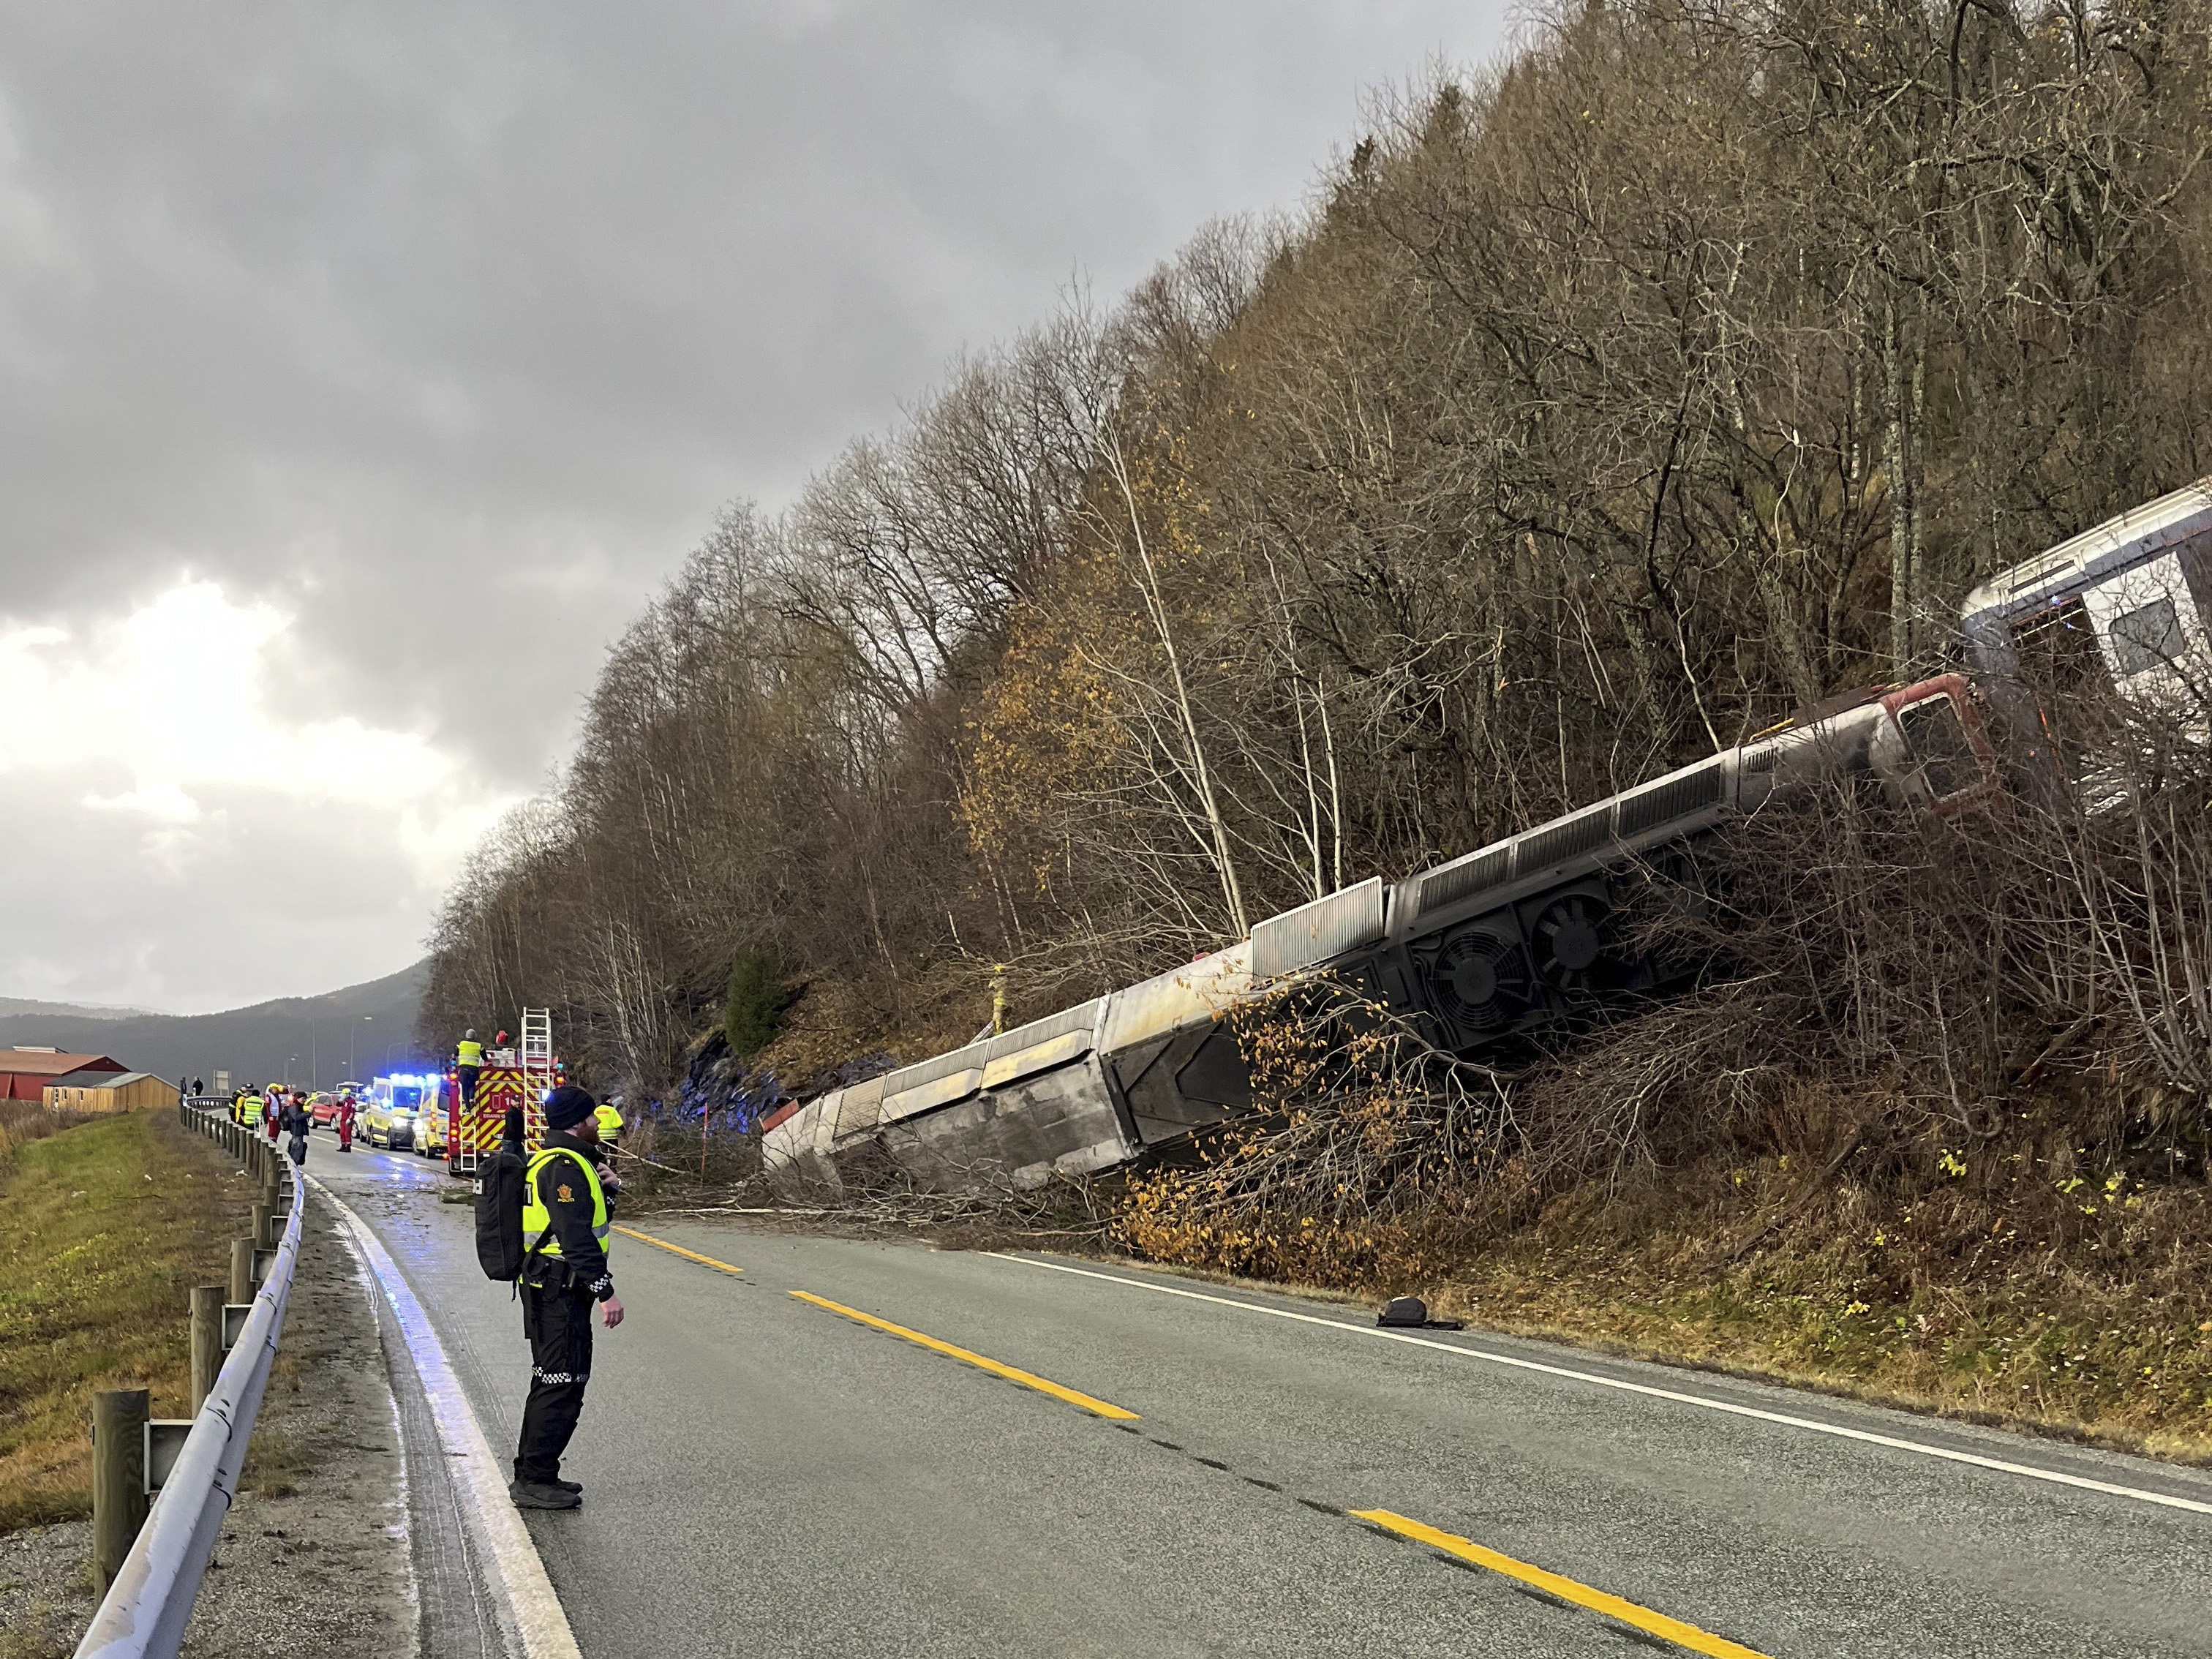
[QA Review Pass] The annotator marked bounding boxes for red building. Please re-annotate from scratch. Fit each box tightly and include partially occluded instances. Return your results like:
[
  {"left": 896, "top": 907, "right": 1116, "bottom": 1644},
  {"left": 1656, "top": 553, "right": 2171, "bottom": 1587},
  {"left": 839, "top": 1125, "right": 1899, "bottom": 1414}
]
[{"left": 0, "top": 1047, "right": 126, "bottom": 1101}]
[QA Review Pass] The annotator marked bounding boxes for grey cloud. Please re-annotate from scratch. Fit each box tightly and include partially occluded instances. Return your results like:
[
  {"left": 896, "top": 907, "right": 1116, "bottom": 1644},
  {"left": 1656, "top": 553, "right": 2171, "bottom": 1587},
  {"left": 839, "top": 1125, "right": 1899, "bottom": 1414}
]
[
  {"left": 0, "top": 767, "right": 432, "bottom": 1012},
  {"left": 0, "top": 1, "right": 1508, "bottom": 1006}
]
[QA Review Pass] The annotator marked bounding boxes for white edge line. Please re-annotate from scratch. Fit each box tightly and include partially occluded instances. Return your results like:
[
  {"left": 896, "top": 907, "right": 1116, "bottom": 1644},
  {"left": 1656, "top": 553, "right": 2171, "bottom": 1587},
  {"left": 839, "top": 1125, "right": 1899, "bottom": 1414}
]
[
  {"left": 326, "top": 1216, "right": 421, "bottom": 1628},
  {"left": 983, "top": 1251, "right": 2212, "bottom": 1519},
  {"left": 312, "top": 1175, "right": 584, "bottom": 1659}
]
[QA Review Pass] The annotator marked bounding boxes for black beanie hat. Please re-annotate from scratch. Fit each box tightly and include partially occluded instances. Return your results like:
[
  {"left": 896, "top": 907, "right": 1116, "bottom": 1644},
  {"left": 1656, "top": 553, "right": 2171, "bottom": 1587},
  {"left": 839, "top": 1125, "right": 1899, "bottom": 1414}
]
[{"left": 544, "top": 1083, "right": 597, "bottom": 1133}]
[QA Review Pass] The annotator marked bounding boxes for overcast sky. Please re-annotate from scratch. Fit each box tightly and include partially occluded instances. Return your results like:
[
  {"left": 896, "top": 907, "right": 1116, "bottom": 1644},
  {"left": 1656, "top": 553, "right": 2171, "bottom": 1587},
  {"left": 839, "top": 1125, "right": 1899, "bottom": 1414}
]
[{"left": 0, "top": 1, "right": 1510, "bottom": 1015}]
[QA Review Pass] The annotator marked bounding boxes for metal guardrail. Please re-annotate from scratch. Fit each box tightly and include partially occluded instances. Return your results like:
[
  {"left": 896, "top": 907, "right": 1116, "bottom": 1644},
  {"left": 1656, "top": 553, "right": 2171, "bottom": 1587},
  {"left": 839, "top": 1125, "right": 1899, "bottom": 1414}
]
[{"left": 73, "top": 1105, "right": 306, "bottom": 1659}]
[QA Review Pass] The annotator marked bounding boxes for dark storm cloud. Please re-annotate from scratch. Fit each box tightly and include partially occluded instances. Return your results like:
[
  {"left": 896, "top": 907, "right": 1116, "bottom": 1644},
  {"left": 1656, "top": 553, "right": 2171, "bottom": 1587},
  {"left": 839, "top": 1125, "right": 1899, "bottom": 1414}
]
[{"left": 0, "top": 1, "right": 1507, "bottom": 1008}]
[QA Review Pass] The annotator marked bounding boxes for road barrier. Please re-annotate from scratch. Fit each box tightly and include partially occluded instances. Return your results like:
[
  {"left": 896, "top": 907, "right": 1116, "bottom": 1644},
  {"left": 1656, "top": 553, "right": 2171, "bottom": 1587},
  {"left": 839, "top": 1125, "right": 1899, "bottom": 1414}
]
[{"left": 72, "top": 1104, "right": 305, "bottom": 1659}]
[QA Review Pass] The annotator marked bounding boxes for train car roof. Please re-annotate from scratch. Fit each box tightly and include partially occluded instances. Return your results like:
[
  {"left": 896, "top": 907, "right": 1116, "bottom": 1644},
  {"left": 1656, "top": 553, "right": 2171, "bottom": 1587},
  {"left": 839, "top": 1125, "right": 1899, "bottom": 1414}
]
[{"left": 1961, "top": 478, "right": 2212, "bottom": 623}]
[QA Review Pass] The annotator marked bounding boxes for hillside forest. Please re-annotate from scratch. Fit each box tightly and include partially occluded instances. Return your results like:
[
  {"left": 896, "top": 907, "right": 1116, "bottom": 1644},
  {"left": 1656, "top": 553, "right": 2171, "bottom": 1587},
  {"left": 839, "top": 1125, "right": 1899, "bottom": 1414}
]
[{"left": 423, "top": 0, "right": 2212, "bottom": 1445}]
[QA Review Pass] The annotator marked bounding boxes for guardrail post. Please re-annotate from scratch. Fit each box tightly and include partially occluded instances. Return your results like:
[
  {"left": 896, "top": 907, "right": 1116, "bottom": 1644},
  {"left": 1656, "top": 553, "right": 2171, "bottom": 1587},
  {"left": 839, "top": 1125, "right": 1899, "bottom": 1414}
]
[
  {"left": 250, "top": 1202, "right": 272, "bottom": 1250},
  {"left": 92, "top": 1388, "right": 149, "bottom": 1594},
  {"left": 73, "top": 1136, "right": 306, "bottom": 1658},
  {"left": 189, "top": 1284, "right": 224, "bottom": 1413}
]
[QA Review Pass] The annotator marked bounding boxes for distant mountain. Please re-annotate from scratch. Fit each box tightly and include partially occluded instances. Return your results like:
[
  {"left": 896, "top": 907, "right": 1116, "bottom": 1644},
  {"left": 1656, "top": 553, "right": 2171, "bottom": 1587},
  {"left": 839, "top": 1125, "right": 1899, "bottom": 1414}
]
[
  {"left": 0, "top": 996, "right": 159, "bottom": 1020},
  {"left": 0, "top": 961, "right": 431, "bottom": 1091}
]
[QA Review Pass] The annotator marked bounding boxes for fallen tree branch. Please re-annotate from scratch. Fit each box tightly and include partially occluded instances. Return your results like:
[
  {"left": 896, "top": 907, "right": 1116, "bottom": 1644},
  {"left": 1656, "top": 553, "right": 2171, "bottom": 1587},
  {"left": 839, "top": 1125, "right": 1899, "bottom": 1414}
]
[
  {"left": 2012, "top": 1009, "right": 2104, "bottom": 1090},
  {"left": 1718, "top": 1119, "right": 1876, "bottom": 1265}
]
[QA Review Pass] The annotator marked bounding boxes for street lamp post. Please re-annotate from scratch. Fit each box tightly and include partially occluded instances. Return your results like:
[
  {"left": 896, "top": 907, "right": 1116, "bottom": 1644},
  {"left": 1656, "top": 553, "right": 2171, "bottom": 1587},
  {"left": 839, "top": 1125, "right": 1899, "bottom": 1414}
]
[{"left": 352, "top": 1015, "right": 371, "bottom": 1079}]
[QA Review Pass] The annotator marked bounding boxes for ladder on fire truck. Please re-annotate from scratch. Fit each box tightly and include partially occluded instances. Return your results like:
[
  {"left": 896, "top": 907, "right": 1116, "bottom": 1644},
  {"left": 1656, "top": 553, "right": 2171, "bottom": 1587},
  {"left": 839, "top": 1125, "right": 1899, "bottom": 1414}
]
[{"left": 520, "top": 1009, "right": 554, "bottom": 1137}]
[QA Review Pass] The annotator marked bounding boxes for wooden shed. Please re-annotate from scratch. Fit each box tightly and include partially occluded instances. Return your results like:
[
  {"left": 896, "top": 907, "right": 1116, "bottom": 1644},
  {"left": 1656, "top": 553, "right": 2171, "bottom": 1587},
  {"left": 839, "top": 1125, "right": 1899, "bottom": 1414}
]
[{"left": 43, "top": 1069, "right": 180, "bottom": 1115}]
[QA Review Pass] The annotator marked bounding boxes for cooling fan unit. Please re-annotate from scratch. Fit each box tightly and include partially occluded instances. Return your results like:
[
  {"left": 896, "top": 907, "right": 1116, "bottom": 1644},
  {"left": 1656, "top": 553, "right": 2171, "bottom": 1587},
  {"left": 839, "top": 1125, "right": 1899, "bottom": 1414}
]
[
  {"left": 1426, "top": 925, "right": 1536, "bottom": 1033},
  {"left": 1530, "top": 891, "right": 1609, "bottom": 991}
]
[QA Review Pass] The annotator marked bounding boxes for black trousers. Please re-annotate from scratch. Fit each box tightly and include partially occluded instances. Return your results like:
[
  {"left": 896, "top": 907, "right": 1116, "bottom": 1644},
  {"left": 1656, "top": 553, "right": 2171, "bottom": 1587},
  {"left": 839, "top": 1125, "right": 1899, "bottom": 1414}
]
[
  {"left": 515, "top": 1282, "right": 595, "bottom": 1484},
  {"left": 459, "top": 1065, "right": 481, "bottom": 1105}
]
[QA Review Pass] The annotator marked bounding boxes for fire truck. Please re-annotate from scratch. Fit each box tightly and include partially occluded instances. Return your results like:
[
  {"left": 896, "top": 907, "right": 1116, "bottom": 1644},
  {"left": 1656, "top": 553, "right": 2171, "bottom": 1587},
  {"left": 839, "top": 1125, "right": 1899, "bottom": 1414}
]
[{"left": 443, "top": 1009, "right": 561, "bottom": 1177}]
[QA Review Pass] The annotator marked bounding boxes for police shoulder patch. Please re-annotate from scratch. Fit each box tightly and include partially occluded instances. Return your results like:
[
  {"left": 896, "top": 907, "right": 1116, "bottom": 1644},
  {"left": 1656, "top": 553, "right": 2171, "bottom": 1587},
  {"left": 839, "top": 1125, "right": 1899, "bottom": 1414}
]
[{"left": 557, "top": 1183, "right": 574, "bottom": 1203}]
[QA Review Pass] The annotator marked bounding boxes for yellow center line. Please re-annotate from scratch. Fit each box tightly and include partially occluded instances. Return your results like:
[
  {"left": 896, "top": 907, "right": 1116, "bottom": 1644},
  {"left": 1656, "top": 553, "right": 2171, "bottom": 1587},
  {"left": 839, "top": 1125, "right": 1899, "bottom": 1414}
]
[
  {"left": 613, "top": 1224, "right": 744, "bottom": 1275},
  {"left": 789, "top": 1290, "right": 1140, "bottom": 1421},
  {"left": 1350, "top": 1510, "right": 1774, "bottom": 1659}
]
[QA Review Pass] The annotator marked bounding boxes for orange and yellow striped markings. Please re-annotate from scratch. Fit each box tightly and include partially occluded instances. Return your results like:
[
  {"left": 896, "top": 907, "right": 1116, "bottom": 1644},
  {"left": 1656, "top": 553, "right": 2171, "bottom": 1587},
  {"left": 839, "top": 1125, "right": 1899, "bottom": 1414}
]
[
  {"left": 1350, "top": 1509, "right": 1775, "bottom": 1658},
  {"left": 789, "top": 1290, "right": 1139, "bottom": 1421}
]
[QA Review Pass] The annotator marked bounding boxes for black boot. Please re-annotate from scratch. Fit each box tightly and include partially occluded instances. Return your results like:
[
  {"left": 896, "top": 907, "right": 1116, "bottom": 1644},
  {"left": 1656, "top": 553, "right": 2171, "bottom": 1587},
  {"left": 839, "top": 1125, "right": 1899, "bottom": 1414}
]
[{"left": 509, "top": 1478, "right": 581, "bottom": 1511}]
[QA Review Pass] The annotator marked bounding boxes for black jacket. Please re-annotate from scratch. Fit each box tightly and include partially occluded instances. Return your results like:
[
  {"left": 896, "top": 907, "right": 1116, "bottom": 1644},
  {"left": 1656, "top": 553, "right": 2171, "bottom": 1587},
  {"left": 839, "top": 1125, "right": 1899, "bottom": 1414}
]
[{"left": 528, "top": 1130, "right": 614, "bottom": 1301}]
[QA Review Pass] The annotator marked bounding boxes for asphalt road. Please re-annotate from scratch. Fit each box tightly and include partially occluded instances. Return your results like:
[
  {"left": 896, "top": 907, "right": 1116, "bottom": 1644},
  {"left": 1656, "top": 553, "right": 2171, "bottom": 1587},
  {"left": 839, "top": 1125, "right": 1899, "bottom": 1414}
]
[{"left": 306, "top": 1137, "right": 2212, "bottom": 1658}]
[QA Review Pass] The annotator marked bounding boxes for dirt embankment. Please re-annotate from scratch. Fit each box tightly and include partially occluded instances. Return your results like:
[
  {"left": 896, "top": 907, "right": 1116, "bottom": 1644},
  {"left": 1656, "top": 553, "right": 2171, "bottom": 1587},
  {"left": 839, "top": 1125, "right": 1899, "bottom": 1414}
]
[
  {"left": 1103, "top": 1106, "right": 2212, "bottom": 1464},
  {"left": 1419, "top": 1146, "right": 2212, "bottom": 1463}
]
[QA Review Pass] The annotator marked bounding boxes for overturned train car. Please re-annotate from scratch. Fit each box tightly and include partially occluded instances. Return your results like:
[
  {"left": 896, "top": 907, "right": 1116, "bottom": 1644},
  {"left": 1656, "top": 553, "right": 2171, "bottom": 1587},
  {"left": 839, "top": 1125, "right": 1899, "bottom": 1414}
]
[{"left": 763, "top": 672, "right": 1996, "bottom": 1199}]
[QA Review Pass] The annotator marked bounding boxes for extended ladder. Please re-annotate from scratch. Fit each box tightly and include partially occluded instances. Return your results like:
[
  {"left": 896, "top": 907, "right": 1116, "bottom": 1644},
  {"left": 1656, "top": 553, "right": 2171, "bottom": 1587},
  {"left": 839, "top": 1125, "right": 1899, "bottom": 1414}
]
[{"left": 520, "top": 1008, "right": 554, "bottom": 1146}]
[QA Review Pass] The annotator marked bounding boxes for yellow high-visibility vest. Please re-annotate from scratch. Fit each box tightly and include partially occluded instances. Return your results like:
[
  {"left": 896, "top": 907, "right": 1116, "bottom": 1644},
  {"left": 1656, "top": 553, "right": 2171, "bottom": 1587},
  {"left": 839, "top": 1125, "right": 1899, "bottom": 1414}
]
[
  {"left": 240, "top": 1094, "right": 265, "bottom": 1124},
  {"left": 593, "top": 1102, "right": 623, "bottom": 1141},
  {"left": 457, "top": 1039, "right": 484, "bottom": 1067},
  {"left": 520, "top": 1146, "right": 609, "bottom": 1266}
]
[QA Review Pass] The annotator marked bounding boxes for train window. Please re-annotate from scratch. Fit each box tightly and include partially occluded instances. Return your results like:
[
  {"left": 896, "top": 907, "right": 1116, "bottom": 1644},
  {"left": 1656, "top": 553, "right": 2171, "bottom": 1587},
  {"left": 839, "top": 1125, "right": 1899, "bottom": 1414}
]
[
  {"left": 1896, "top": 696, "right": 1979, "bottom": 800},
  {"left": 2110, "top": 598, "right": 2183, "bottom": 676},
  {"left": 2009, "top": 595, "right": 2107, "bottom": 696}
]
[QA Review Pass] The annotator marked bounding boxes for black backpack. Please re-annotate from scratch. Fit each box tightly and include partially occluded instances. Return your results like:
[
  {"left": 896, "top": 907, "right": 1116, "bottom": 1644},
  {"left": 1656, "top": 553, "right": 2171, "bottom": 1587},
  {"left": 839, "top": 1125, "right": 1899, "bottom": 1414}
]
[{"left": 474, "top": 1111, "right": 534, "bottom": 1281}]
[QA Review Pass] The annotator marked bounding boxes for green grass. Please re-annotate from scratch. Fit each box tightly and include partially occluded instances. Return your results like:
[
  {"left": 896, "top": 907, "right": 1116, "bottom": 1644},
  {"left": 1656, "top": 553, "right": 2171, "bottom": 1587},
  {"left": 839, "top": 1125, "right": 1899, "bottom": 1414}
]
[{"left": 0, "top": 1111, "right": 249, "bottom": 1530}]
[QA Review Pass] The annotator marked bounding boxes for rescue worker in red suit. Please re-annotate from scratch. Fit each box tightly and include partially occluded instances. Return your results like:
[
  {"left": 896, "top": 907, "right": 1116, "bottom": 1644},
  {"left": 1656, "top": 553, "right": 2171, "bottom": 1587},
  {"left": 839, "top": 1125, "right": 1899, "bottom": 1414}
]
[
  {"left": 266, "top": 1091, "right": 282, "bottom": 1144},
  {"left": 336, "top": 1093, "right": 356, "bottom": 1153}
]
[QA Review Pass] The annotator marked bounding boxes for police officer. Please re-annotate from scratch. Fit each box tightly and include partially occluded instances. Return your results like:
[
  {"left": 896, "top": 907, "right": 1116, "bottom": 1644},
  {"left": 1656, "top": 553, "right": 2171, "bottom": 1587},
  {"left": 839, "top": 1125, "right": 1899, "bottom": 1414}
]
[
  {"left": 282, "top": 1094, "right": 309, "bottom": 1167},
  {"left": 456, "top": 1029, "right": 485, "bottom": 1107},
  {"left": 511, "top": 1084, "right": 624, "bottom": 1511}
]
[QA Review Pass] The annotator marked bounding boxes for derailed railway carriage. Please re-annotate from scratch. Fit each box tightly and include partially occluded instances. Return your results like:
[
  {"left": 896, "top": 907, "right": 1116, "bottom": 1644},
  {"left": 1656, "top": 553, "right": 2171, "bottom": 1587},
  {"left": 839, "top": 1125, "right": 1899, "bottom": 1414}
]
[
  {"left": 766, "top": 669, "right": 2000, "bottom": 1199},
  {"left": 1960, "top": 479, "right": 2212, "bottom": 792}
]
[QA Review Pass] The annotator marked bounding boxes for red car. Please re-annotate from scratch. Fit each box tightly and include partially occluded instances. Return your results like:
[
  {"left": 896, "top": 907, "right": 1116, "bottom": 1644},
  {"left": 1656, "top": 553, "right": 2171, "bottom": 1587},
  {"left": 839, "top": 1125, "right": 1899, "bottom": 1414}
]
[{"left": 308, "top": 1092, "right": 343, "bottom": 1127}]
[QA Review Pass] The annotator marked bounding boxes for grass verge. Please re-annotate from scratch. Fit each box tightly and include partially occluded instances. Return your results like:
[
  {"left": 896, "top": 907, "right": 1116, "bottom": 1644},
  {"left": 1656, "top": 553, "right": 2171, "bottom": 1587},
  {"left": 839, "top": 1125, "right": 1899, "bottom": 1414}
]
[
  {"left": 1419, "top": 1154, "right": 2212, "bottom": 1462},
  {"left": 1104, "top": 1143, "right": 2212, "bottom": 1463},
  {"left": 0, "top": 1110, "right": 250, "bottom": 1531}
]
